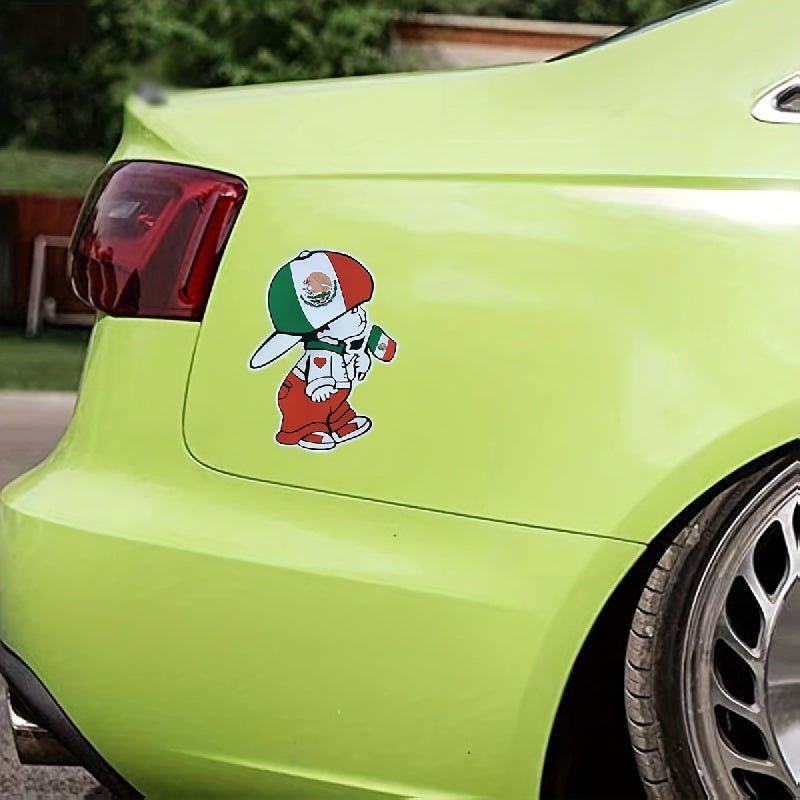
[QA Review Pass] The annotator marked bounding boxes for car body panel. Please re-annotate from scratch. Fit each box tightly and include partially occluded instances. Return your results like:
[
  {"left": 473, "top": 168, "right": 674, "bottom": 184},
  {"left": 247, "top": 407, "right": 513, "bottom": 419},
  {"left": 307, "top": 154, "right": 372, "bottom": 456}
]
[
  {"left": 166, "top": 0, "right": 800, "bottom": 541},
  {"left": 125, "top": 0, "right": 797, "bottom": 184},
  {"left": 0, "top": 318, "right": 641, "bottom": 799},
  {"left": 185, "top": 171, "right": 800, "bottom": 542},
  {"left": 1, "top": 1, "right": 800, "bottom": 797}
]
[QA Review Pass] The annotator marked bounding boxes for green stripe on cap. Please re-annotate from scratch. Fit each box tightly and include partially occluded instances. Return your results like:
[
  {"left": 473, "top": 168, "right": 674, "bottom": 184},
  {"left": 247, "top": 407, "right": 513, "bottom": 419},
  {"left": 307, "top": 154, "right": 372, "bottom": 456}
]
[{"left": 267, "top": 263, "right": 313, "bottom": 334}]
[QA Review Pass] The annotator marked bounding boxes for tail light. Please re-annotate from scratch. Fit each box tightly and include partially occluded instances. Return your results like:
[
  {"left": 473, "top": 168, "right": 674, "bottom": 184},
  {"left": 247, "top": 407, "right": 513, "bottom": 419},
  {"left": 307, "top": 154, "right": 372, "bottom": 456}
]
[{"left": 69, "top": 161, "right": 247, "bottom": 321}]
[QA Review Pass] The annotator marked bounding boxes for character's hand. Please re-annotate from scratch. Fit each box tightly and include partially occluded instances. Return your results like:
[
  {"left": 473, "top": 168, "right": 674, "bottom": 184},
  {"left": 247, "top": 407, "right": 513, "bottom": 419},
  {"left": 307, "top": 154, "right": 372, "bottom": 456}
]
[
  {"left": 355, "top": 351, "right": 372, "bottom": 381},
  {"left": 310, "top": 385, "right": 335, "bottom": 403}
]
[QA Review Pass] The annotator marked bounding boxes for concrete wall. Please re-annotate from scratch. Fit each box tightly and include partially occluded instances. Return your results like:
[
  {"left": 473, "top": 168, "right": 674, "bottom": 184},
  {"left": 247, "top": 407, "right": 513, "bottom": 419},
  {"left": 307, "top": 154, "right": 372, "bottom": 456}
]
[{"left": 391, "top": 14, "right": 621, "bottom": 69}]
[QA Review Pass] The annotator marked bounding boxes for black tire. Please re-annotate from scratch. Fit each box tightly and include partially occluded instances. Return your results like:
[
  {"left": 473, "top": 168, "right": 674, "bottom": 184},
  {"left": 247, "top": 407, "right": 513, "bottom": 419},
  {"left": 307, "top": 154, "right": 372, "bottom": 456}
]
[{"left": 624, "top": 457, "right": 792, "bottom": 799}]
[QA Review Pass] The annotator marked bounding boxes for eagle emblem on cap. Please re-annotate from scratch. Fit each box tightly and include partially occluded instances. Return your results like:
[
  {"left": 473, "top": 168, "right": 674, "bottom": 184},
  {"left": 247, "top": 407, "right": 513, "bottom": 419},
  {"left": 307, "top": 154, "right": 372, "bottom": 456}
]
[{"left": 301, "top": 271, "right": 338, "bottom": 307}]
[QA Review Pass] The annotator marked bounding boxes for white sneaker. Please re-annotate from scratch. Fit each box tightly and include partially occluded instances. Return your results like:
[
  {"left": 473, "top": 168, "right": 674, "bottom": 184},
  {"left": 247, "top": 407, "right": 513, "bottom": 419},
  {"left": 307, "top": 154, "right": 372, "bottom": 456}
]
[
  {"left": 297, "top": 432, "right": 336, "bottom": 451},
  {"left": 332, "top": 417, "right": 372, "bottom": 443}
]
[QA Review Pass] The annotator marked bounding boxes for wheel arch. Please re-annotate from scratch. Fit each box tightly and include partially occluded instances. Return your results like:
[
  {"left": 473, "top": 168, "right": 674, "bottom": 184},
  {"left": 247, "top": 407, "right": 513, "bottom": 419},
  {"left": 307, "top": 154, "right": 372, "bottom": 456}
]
[{"left": 540, "top": 440, "right": 800, "bottom": 799}]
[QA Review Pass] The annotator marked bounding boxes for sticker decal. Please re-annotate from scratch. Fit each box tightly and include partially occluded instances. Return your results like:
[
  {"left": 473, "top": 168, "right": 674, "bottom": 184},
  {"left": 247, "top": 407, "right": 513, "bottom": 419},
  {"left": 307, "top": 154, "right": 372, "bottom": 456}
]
[{"left": 249, "top": 250, "right": 397, "bottom": 452}]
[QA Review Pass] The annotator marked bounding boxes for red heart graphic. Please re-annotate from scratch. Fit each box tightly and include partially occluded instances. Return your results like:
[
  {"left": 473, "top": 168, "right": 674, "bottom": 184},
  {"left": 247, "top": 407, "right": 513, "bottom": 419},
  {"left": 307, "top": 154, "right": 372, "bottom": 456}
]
[{"left": 313, "top": 357, "right": 327, "bottom": 368}]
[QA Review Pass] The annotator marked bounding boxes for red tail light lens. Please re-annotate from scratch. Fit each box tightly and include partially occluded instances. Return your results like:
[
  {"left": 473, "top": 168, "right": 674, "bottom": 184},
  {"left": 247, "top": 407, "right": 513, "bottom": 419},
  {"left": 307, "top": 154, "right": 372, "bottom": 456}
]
[{"left": 69, "top": 161, "right": 247, "bottom": 321}]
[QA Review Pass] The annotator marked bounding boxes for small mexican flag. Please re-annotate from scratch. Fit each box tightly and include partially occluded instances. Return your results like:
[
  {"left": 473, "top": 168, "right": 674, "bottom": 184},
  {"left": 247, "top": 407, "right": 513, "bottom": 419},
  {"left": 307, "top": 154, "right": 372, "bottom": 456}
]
[{"left": 367, "top": 325, "right": 397, "bottom": 362}]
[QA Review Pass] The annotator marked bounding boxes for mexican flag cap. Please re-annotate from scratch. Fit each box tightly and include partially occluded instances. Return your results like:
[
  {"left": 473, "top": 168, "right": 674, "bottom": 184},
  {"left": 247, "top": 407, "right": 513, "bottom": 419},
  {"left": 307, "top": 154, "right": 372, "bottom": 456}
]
[{"left": 267, "top": 250, "right": 374, "bottom": 335}]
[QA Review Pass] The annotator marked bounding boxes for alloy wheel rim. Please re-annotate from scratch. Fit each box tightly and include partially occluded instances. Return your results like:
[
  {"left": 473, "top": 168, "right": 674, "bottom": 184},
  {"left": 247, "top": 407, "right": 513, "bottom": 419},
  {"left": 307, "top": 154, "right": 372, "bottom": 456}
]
[{"left": 683, "top": 465, "right": 800, "bottom": 800}]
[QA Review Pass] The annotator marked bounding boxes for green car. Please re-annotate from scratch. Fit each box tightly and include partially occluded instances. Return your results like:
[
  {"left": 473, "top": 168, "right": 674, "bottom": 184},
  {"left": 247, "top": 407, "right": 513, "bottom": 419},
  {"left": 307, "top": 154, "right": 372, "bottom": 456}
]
[{"left": 3, "top": 0, "right": 800, "bottom": 797}]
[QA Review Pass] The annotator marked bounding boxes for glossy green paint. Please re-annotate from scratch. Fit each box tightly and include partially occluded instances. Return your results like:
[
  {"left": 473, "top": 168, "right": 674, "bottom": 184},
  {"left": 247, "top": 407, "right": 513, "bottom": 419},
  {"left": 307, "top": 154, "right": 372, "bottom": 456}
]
[
  {"left": 1, "top": 319, "right": 640, "bottom": 799},
  {"left": 170, "top": 0, "right": 798, "bottom": 542},
  {"left": 2, "top": 1, "right": 800, "bottom": 797}
]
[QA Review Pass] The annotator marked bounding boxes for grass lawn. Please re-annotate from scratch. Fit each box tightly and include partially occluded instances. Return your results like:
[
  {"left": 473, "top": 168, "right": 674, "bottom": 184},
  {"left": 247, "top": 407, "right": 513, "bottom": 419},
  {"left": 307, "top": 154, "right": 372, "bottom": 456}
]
[
  {"left": 0, "top": 147, "right": 106, "bottom": 196},
  {"left": 0, "top": 327, "right": 91, "bottom": 391}
]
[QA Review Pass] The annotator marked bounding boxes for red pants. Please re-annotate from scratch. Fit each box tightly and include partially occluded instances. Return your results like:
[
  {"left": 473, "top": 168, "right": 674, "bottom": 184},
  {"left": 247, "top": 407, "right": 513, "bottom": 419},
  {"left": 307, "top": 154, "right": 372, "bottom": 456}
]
[{"left": 275, "top": 371, "right": 356, "bottom": 445}]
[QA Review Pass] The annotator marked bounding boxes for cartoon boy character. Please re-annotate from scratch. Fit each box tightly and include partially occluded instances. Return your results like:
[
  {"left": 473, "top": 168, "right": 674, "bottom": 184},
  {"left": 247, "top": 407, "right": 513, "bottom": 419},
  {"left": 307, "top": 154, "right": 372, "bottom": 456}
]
[{"left": 249, "top": 250, "right": 397, "bottom": 451}]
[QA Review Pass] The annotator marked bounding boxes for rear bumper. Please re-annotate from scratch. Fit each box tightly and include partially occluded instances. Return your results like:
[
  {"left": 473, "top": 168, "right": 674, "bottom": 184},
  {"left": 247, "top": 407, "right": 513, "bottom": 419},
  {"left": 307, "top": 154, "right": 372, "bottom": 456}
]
[
  {"left": 0, "top": 643, "right": 141, "bottom": 798},
  {"left": 0, "top": 318, "right": 644, "bottom": 797},
  {"left": 0, "top": 460, "right": 642, "bottom": 799}
]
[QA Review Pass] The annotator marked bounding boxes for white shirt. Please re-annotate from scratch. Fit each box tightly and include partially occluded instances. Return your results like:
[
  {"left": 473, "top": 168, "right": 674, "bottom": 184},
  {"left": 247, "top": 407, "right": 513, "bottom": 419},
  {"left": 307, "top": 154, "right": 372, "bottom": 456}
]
[{"left": 292, "top": 348, "right": 356, "bottom": 393}]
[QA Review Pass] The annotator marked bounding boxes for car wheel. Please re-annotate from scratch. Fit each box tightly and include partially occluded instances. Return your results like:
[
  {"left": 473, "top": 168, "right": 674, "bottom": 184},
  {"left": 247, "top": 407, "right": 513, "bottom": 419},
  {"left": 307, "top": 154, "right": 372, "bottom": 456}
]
[{"left": 626, "top": 458, "right": 800, "bottom": 800}]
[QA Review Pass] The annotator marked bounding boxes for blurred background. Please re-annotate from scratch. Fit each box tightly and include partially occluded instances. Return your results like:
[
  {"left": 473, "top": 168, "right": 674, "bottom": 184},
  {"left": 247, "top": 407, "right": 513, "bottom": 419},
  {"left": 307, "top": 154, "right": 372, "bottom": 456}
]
[{"left": 0, "top": 0, "right": 685, "bottom": 394}]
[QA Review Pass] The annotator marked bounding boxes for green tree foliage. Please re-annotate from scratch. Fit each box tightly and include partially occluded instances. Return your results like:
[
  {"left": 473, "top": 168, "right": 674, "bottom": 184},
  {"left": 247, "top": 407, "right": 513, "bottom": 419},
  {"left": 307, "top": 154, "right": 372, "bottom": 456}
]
[
  {"left": 0, "top": 0, "right": 690, "bottom": 155},
  {"left": 411, "top": 0, "right": 686, "bottom": 25},
  {"left": 408, "top": 0, "right": 601, "bottom": 24},
  {"left": 0, "top": 0, "right": 156, "bottom": 152},
  {"left": 138, "top": 0, "right": 393, "bottom": 87}
]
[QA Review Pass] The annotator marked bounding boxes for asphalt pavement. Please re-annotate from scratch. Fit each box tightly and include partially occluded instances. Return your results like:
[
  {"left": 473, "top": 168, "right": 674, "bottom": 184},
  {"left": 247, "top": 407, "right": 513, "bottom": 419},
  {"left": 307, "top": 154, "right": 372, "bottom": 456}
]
[{"left": 0, "top": 392, "right": 112, "bottom": 798}]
